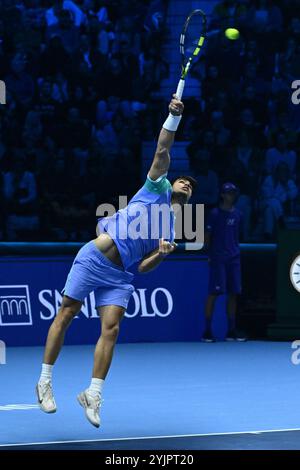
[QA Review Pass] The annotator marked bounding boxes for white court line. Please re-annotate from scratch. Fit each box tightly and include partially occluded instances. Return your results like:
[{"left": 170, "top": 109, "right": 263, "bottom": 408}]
[
  {"left": 1, "top": 427, "right": 300, "bottom": 447},
  {"left": 0, "top": 404, "right": 39, "bottom": 411}
]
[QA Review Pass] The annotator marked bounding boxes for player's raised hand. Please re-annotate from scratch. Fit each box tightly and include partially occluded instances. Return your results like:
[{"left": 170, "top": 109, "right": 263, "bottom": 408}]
[
  {"left": 159, "top": 238, "right": 178, "bottom": 256},
  {"left": 169, "top": 95, "right": 184, "bottom": 116}
]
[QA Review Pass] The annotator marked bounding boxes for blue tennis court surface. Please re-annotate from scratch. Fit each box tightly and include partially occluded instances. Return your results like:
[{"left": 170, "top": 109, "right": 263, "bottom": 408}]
[{"left": 0, "top": 342, "right": 299, "bottom": 450}]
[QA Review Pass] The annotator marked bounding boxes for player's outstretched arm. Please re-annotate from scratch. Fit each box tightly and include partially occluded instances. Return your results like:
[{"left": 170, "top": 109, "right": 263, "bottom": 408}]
[{"left": 148, "top": 96, "right": 184, "bottom": 181}]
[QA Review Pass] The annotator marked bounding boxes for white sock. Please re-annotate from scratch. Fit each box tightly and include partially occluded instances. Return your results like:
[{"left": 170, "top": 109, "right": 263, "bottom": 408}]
[
  {"left": 39, "top": 363, "right": 53, "bottom": 383},
  {"left": 88, "top": 378, "right": 104, "bottom": 397}
]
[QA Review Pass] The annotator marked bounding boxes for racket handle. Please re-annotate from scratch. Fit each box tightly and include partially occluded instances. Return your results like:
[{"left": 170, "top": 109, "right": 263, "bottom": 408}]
[{"left": 175, "top": 79, "right": 185, "bottom": 100}]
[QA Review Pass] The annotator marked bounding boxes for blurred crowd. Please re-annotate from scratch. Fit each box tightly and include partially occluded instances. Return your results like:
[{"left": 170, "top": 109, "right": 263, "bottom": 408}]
[
  {"left": 183, "top": 0, "right": 300, "bottom": 241},
  {"left": 0, "top": 0, "right": 168, "bottom": 241},
  {"left": 0, "top": 0, "right": 299, "bottom": 242}
]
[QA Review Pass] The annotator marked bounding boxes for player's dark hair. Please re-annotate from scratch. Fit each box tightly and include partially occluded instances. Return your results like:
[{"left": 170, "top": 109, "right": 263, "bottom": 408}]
[{"left": 171, "top": 175, "right": 197, "bottom": 191}]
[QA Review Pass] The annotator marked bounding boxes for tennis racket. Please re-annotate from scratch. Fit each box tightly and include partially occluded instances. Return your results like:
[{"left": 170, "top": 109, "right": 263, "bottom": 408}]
[{"left": 175, "top": 9, "right": 207, "bottom": 100}]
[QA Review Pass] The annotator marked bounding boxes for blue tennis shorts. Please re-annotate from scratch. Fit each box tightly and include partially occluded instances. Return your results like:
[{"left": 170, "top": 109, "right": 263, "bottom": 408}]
[
  {"left": 208, "top": 255, "right": 241, "bottom": 295},
  {"left": 62, "top": 240, "right": 134, "bottom": 309}
]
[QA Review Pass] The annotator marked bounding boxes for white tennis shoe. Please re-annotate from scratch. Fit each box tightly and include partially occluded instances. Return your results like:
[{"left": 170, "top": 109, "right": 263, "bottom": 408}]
[
  {"left": 36, "top": 380, "right": 57, "bottom": 413},
  {"left": 77, "top": 390, "right": 102, "bottom": 428}
]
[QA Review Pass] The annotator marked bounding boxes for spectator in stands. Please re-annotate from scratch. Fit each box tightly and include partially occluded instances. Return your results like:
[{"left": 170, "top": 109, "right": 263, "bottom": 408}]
[
  {"left": 247, "top": 0, "right": 283, "bottom": 33},
  {"left": 234, "top": 130, "right": 255, "bottom": 171},
  {"left": 45, "top": 0, "right": 86, "bottom": 28},
  {"left": 210, "top": 110, "right": 231, "bottom": 147},
  {"left": 239, "top": 85, "right": 268, "bottom": 125},
  {"left": 211, "top": 0, "right": 250, "bottom": 30},
  {"left": 202, "top": 65, "right": 228, "bottom": 101},
  {"left": 5, "top": 52, "right": 35, "bottom": 108},
  {"left": 40, "top": 35, "right": 71, "bottom": 77},
  {"left": 46, "top": 8, "right": 80, "bottom": 54},
  {"left": 190, "top": 149, "right": 219, "bottom": 207},
  {"left": 98, "top": 57, "right": 132, "bottom": 99},
  {"left": 223, "top": 159, "right": 253, "bottom": 241},
  {"left": 240, "top": 62, "right": 269, "bottom": 99},
  {"left": 238, "top": 107, "right": 265, "bottom": 148},
  {"left": 144, "top": 0, "right": 166, "bottom": 33}
]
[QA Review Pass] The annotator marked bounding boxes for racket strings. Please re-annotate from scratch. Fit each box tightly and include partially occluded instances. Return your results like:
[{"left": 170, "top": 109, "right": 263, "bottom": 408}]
[
  {"left": 185, "top": 25, "right": 205, "bottom": 51},
  {"left": 182, "top": 14, "right": 206, "bottom": 64}
]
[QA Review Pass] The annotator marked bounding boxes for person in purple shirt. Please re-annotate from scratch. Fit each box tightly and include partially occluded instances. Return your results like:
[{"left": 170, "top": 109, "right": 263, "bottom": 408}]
[{"left": 202, "top": 182, "right": 246, "bottom": 342}]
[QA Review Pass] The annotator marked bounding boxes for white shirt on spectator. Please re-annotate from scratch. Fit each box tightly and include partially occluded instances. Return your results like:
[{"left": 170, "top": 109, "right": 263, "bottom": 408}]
[
  {"left": 97, "top": 6, "right": 108, "bottom": 23},
  {"left": 261, "top": 175, "right": 298, "bottom": 203},
  {"left": 3, "top": 171, "right": 37, "bottom": 205},
  {"left": 98, "top": 29, "right": 109, "bottom": 55}
]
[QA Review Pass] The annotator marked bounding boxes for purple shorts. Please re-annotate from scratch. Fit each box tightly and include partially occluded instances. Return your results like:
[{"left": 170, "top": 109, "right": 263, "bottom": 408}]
[
  {"left": 62, "top": 240, "right": 134, "bottom": 309},
  {"left": 208, "top": 256, "right": 241, "bottom": 295}
]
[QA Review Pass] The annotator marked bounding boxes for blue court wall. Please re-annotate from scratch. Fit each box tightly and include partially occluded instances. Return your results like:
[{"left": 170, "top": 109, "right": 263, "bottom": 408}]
[{"left": 0, "top": 251, "right": 227, "bottom": 346}]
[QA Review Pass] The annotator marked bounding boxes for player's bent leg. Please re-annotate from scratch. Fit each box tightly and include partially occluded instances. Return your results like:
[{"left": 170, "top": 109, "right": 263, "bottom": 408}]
[
  {"left": 78, "top": 305, "right": 125, "bottom": 428},
  {"left": 36, "top": 296, "right": 83, "bottom": 413}
]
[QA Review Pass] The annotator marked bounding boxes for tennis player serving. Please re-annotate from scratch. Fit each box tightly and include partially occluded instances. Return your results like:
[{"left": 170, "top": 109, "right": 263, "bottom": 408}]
[{"left": 36, "top": 96, "right": 197, "bottom": 428}]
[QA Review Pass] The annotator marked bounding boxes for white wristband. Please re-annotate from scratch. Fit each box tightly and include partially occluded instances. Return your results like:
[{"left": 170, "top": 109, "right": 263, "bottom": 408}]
[{"left": 163, "top": 113, "right": 182, "bottom": 132}]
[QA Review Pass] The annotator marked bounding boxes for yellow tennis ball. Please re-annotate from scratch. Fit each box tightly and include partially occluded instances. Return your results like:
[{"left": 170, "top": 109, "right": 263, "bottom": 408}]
[{"left": 225, "top": 28, "right": 240, "bottom": 40}]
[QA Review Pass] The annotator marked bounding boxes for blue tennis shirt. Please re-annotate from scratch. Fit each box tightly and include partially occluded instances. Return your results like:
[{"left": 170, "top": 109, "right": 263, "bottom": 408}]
[{"left": 98, "top": 174, "right": 175, "bottom": 270}]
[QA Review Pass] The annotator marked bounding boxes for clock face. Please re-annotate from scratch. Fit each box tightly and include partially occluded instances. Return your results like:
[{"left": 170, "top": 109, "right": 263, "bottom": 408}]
[{"left": 290, "top": 255, "right": 300, "bottom": 293}]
